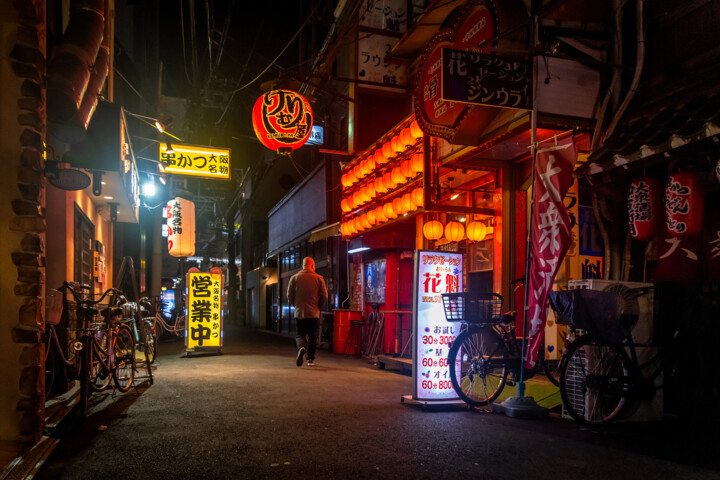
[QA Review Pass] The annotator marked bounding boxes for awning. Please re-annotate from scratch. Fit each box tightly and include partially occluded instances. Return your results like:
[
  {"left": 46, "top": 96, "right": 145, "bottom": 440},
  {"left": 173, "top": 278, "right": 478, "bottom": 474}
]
[{"left": 309, "top": 222, "right": 341, "bottom": 243}]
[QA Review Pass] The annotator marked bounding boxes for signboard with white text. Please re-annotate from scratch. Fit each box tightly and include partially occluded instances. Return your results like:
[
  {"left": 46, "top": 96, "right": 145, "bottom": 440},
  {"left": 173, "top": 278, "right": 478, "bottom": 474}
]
[{"left": 412, "top": 250, "right": 463, "bottom": 401}]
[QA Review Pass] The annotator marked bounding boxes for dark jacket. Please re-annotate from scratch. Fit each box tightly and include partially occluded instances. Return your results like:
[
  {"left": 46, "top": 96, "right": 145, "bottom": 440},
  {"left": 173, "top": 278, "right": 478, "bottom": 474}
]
[{"left": 287, "top": 268, "right": 328, "bottom": 319}]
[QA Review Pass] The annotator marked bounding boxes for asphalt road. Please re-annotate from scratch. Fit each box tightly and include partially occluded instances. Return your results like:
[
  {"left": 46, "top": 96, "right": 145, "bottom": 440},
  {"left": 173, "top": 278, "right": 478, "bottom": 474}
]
[{"left": 36, "top": 324, "right": 719, "bottom": 479}]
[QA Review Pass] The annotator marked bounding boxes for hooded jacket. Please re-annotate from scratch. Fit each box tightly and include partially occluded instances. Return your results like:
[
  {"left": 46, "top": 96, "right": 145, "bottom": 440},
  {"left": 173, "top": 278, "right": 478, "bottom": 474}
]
[{"left": 287, "top": 268, "right": 328, "bottom": 319}]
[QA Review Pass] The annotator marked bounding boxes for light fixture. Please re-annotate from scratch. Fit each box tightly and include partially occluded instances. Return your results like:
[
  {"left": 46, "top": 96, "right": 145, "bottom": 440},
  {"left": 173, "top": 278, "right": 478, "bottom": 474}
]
[
  {"left": 451, "top": 193, "right": 460, "bottom": 200},
  {"left": 348, "top": 246, "right": 370, "bottom": 254},
  {"left": 141, "top": 177, "right": 156, "bottom": 197}
]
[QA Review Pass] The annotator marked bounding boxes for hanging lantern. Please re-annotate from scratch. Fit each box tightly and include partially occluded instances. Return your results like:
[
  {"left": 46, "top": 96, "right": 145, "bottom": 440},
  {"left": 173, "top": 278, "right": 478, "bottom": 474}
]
[
  {"left": 384, "top": 171, "right": 396, "bottom": 190},
  {"left": 375, "top": 176, "right": 386, "bottom": 194},
  {"left": 392, "top": 166, "right": 404, "bottom": 186},
  {"left": 666, "top": 171, "right": 704, "bottom": 237},
  {"left": 384, "top": 202, "right": 397, "bottom": 219},
  {"left": 367, "top": 209, "right": 376, "bottom": 226},
  {"left": 391, "top": 135, "right": 404, "bottom": 154},
  {"left": 410, "top": 119, "right": 423, "bottom": 140},
  {"left": 349, "top": 219, "right": 358, "bottom": 235},
  {"left": 376, "top": 206, "right": 387, "bottom": 224},
  {"left": 445, "top": 221, "right": 465, "bottom": 242},
  {"left": 358, "top": 185, "right": 368, "bottom": 204},
  {"left": 367, "top": 155, "right": 376, "bottom": 173},
  {"left": 341, "top": 198, "right": 350, "bottom": 213},
  {"left": 392, "top": 196, "right": 405, "bottom": 216},
  {"left": 400, "top": 127, "right": 414, "bottom": 147},
  {"left": 412, "top": 187, "right": 424, "bottom": 208},
  {"left": 466, "top": 221, "right": 487, "bottom": 241},
  {"left": 375, "top": 148, "right": 387, "bottom": 165},
  {"left": 423, "top": 220, "right": 443, "bottom": 240},
  {"left": 341, "top": 174, "right": 349, "bottom": 188},
  {"left": 410, "top": 153, "right": 423, "bottom": 174},
  {"left": 167, "top": 197, "right": 196, "bottom": 257},
  {"left": 628, "top": 177, "right": 661, "bottom": 241},
  {"left": 360, "top": 214, "right": 371, "bottom": 230},
  {"left": 383, "top": 141, "right": 394, "bottom": 160},
  {"left": 401, "top": 159, "right": 414, "bottom": 179},
  {"left": 402, "top": 193, "right": 416, "bottom": 212},
  {"left": 367, "top": 182, "right": 376, "bottom": 200},
  {"left": 252, "top": 89, "right": 313, "bottom": 154}
]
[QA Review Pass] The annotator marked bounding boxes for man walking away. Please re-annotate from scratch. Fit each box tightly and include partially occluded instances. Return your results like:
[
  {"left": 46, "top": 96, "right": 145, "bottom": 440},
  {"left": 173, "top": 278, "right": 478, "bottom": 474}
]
[{"left": 287, "top": 257, "right": 328, "bottom": 367}]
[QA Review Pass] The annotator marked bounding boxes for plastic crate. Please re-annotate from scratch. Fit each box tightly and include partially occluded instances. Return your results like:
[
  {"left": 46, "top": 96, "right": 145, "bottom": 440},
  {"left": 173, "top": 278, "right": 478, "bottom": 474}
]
[{"left": 441, "top": 292, "right": 503, "bottom": 324}]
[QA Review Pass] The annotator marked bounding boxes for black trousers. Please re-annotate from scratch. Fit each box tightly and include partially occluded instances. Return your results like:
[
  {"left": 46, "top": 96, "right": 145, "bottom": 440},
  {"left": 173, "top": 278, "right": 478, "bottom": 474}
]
[{"left": 295, "top": 317, "right": 319, "bottom": 360}]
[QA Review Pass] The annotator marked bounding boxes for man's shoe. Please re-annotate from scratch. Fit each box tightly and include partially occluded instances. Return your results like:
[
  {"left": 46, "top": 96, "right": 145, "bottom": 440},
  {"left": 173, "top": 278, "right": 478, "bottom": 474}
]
[
  {"left": 296, "top": 347, "right": 306, "bottom": 367},
  {"left": 307, "top": 359, "right": 316, "bottom": 367}
]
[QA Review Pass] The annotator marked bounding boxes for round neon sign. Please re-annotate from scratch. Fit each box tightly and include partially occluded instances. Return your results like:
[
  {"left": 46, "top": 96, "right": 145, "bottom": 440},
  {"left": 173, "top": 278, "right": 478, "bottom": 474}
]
[{"left": 252, "top": 89, "right": 313, "bottom": 154}]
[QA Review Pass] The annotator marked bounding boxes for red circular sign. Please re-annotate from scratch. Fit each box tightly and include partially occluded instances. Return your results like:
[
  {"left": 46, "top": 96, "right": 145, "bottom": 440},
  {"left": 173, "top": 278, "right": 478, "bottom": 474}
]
[{"left": 252, "top": 89, "right": 313, "bottom": 154}]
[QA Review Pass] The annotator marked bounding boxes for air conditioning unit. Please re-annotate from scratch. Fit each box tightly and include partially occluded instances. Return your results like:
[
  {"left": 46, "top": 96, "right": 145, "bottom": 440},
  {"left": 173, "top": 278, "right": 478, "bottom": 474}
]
[{"left": 565, "top": 279, "right": 662, "bottom": 422}]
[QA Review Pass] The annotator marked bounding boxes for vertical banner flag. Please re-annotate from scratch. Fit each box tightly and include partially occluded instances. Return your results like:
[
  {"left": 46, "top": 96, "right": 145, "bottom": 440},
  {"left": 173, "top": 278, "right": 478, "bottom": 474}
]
[
  {"left": 412, "top": 250, "right": 463, "bottom": 401},
  {"left": 186, "top": 271, "right": 223, "bottom": 350},
  {"left": 525, "top": 137, "right": 578, "bottom": 369}
]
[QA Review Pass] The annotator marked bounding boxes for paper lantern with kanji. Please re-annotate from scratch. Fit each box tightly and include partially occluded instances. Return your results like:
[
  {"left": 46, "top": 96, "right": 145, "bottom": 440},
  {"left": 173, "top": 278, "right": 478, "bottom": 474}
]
[
  {"left": 628, "top": 177, "right": 661, "bottom": 241},
  {"left": 466, "top": 221, "right": 487, "bottom": 241},
  {"left": 252, "top": 89, "right": 313, "bottom": 154},
  {"left": 167, "top": 197, "right": 195, "bottom": 257},
  {"left": 423, "top": 220, "right": 443, "bottom": 240},
  {"left": 445, "top": 221, "right": 465, "bottom": 242},
  {"left": 666, "top": 171, "right": 704, "bottom": 237}
]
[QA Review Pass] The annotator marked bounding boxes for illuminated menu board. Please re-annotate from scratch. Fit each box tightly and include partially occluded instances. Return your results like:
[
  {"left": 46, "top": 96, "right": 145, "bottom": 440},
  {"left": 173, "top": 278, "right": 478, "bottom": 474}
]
[
  {"left": 186, "top": 272, "right": 223, "bottom": 349},
  {"left": 412, "top": 250, "right": 463, "bottom": 401}
]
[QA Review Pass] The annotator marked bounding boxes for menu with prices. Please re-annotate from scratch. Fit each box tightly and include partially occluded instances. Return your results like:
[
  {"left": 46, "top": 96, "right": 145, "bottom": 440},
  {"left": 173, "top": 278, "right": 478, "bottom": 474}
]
[{"left": 412, "top": 250, "right": 463, "bottom": 401}]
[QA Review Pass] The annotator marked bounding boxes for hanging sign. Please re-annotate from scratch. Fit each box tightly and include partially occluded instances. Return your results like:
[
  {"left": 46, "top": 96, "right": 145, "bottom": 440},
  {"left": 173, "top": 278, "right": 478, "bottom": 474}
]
[
  {"left": 441, "top": 48, "right": 532, "bottom": 109},
  {"left": 186, "top": 271, "right": 223, "bottom": 350},
  {"left": 167, "top": 197, "right": 195, "bottom": 257},
  {"left": 628, "top": 177, "right": 661, "bottom": 241},
  {"left": 525, "top": 137, "right": 578, "bottom": 369},
  {"left": 666, "top": 171, "right": 704, "bottom": 237},
  {"left": 411, "top": 250, "right": 463, "bottom": 401},
  {"left": 252, "top": 89, "right": 313, "bottom": 154},
  {"left": 159, "top": 143, "right": 230, "bottom": 179}
]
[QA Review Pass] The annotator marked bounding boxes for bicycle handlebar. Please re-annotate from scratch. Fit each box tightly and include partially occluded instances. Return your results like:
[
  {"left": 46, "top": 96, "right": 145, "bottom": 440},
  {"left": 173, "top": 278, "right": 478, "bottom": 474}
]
[{"left": 57, "top": 281, "right": 125, "bottom": 306}]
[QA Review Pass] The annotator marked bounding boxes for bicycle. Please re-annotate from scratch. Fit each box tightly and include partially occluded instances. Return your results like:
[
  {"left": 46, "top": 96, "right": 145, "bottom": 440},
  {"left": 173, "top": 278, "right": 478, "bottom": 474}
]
[
  {"left": 119, "top": 298, "right": 156, "bottom": 382},
  {"left": 441, "top": 282, "right": 560, "bottom": 407},
  {"left": 88, "top": 303, "right": 136, "bottom": 395},
  {"left": 548, "top": 286, "right": 660, "bottom": 427}
]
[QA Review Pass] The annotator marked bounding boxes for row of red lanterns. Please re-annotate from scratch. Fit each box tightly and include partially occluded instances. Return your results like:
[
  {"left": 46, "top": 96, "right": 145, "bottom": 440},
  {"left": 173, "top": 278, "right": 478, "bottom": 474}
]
[
  {"left": 422, "top": 219, "right": 488, "bottom": 242},
  {"left": 341, "top": 153, "right": 424, "bottom": 212},
  {"left": 341, "top": 188, "right": 424, "bottom": 236},
  {"left": 341, "top": 120, "right": 423, "bottom": 189},
  {"left": 628, "top": 172, "right": 704, "bottom": 240}
]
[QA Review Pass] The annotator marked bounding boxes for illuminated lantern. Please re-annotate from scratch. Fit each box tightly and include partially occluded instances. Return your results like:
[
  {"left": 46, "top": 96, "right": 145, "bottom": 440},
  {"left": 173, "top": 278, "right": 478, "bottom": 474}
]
[
  {"left": 445, "top": 221, "right": 465, "bottom": 242},
  {"left": 375, "top": 148, "right": 387, "bottom": 165},
  {"left": 628, "top": 177, "right": 661, "bottom": 241},
  {"left": 411, "top": 153, "right": 423, "bottom": 174},
  {"left": 410, "top": 119, "right": 423, "bottom": 140},
  {"left": 402, "top": 193, "right": 416, "bottom": 212},
  {"left": 382, "top": 141, "right": 394, "bottom": 160},
  {"left": 384, "top": 171, "right": 396, "bottom": 190},
  {"left": 167, "top": 197, "right": 195, "bottom": 257},
  {"left": 400, "top": 127, "right": 414, "bottom": 148},
  {"left": 666, "top": 171, "right": 704, "bottom": 237},
  {"left": 384, "top": 202, "right": 397, "bottom": 219},
  {"left": 375, "top": 176, "right": 386, "bottom": 194},
  {"left": 412, "top": 188, "right": 424, "bottom": 208},
  {"left": 341, "top": 198, "right": 350, "bottom": 213},
  {"left": 392, "top": 166, "right": 404, "bottom": 186},
  {"left": 367, "top": 209, "right": 376, "bottom": 226},
  {"left": 391, "top": 135, "right": 404, "bottom": 154},
  {"left": 375, "top": 206, "right": 385, "bottom": 224},
  {"left": 367, "top": 182, "right": 376, "bottom": 199},
  {"left": 367, "top": 155, "right": 376, "bottom": 173},
  {"left": 360, "top": 214, "right": 371, "bottom": 230},
  {"left": 252, "top": 89, "right": 313, "bottom": 154},
  {"left": 340, "top": 223, "right": 348, "bottom": 237},
  {"left": 341, "top": 174, "right": 349, "bottom": 188},
  {"left": 466, "top": 221, "right": 487, "bottom": 241},
  {"left": 357, "top": 186, "right": 367, "bottom": 204},
  {"left": 401, "top": 159, "right": 413, "bottom": 179},
  {"left": 392, "top": 196, "right": 405, "bottom": 216},
  {"left": 423, "top": 220, "right": 443, "bottom": 240}
]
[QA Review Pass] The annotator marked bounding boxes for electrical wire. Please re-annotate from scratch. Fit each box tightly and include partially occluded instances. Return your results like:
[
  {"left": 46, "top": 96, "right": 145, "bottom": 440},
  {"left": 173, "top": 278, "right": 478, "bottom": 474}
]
[{"left": 179, "top": 0, "right": 192, "bottom": 84}]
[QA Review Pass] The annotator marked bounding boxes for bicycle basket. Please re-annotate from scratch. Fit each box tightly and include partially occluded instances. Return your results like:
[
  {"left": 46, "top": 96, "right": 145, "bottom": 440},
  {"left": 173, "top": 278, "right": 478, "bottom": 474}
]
[
  {"left": 45, "top": 289, "right": 63, "bottom": 326},
  {"left": 442, "top": 292, "right": 503, "bottom": 323}
]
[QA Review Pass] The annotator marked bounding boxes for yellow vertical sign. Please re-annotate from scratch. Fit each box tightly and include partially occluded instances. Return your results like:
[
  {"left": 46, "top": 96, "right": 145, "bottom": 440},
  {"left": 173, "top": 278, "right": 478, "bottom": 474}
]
[{"left": 186, "top": 272, "right": 223, "bottom": 349}]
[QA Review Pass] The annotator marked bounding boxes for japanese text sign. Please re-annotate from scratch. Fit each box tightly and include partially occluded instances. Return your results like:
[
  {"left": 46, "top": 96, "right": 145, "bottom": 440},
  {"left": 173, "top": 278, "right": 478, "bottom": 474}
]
[
  {"left": 252, "top": 89, "right": 313, "bottom": 154},
  {"left": 525, "top": 137, "right": 577, "bottom": 369},
  {"left": 159, "top": 143, "right": 231, "bottom": 180},
  {"left": 186, "top": 272, "right": 223, "bottom": 350},
  {"left": 412, "top": 251, "right": 463, "bottom": 401},
  {"left": 441, "top": 48, "right": 532, "bottom": 110}
]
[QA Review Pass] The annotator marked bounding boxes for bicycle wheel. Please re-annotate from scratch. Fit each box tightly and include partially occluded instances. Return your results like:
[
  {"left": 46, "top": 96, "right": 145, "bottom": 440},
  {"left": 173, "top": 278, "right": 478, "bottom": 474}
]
[
  {"left": 113, "top": 324, "right": 135, "bottom": 392},
  {"left": 448, "top": 327, "right": 509, "bottom": 407},
  {"left": 90, "top": 330, "right": 112, "bottom": 392},
  {"left": 560, "top": 335, "right": 631, "bottom": 427},
  {"left": 136, "top": 316, "right": 154, "bottom": 384}
]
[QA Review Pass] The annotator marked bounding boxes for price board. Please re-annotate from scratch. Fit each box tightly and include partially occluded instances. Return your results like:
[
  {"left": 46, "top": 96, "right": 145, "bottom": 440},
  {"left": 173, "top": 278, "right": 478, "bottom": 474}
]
[{"left": 411, "top": 250, "right": 463, "bottom": 401}]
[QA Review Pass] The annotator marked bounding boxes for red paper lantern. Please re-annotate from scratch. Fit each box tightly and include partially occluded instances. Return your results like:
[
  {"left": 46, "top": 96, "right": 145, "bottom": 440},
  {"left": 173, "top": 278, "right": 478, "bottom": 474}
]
[
  {"left": 445, "top": 221, "right": 465, "bottom": 242},
  {"left": 423, "top": 220, "right": 443, "bottom": 240},
  {"left": 410, "top": 153, "right": 423, "bottom": 174},
  {"left": 360, "top": 214, "right": 371, "bottom": 230},
  {"left": 367, "top": 209, "right": 376, "bottom": 226},
  {"left": 466, "top": 221, "right": 487, "bottom": 241},
  {"left": 628, "top": 177, "right": 661, "bottom": 241},
  {"left": 400, "top": 127, "right": 414, "bottom": 147},
  {"left": 384, "top": 202, "right": 397, "bottom": 219},
  {"left": 401, "top": 159, "right": 413, "bottom": 179},
  {"left": 391, "top": 135, "right": 404, "bottom": 154},
  {"left": 382, "top": 141, "right": 394, "bottom": 160},
  {"left": 412, "top": 187, "right": 423, "bottom": 208},
  {"left": 402, "top": 193, "right": 416, "bottom": 212},
  {"left": 392, "top": 196, "right": 405, "bottom": 216},
  {"left": 375, "top": 176, "right": 385, "bottom": 194},
  {"left": 410, "top": 119, "right": 423, "bottom": 140},
  {"left": 392, "top": 166, "right": 404, "bottom": 186},
  {"left": 666, "top": 171, "right": 704, "bottom": 237},
  {"left": 384, "top": 171, "right": 396, "bottom": 190},
  {"left": 341, "top": 198, "right": 350, "bottom": 213},
  {"left": 252, "top": 89, "right": 313, "bottom": 154},
  {"left": 376, "top": 148, "right": 387, "bottom": 165},
  {"left": 376, "top": 206, "right": 387, "bottom": 223}
]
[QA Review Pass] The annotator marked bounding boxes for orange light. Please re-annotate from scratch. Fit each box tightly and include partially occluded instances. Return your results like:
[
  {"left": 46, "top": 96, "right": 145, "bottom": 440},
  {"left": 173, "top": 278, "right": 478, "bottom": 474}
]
[
  {"left": 392, "top": 196, "right": 404, "bottom": 215},
  {"left": 392, "top": 166, "right": 404, "bottom": 186},
  {"left": 445, "top": 221, "right": 465, "bottom": 242},
  {"left": 382, "top": 141, "right": 394, "bottom": 160},
  {"left": 391, "top": 135, "right": 403, "bottom": 153},
  {"left": 400, "top": 127, "right": 413, "bottom": 147},
  {"left": 412, "top": 187, "right": 423, "bottom": 208},
  {"left": 402, "top": 193, "right": 416, "bottom": 212},
  {"left": 375, "top": 148, "right": 387, "bottom": 165},
  {"left": 401, "top": 159, "right": 413, "bottom": 179},
  {"left": 466, "top": 221, "right": 487, "bottom": 241},
  {"left": 384, "top": 171, "right": 396, "bottom": 190},
  {"left": 360, "top": 214, "right": 371, "bottom": 229},
  {"left": 410, "top": 119, "right": 423, "bottom": 139},
  {"left": 423, "top": 220, "right": 443, "bottom": 240},
  {"left": 376, "top": 206, "right": 387, "bottom": 223},
  {"left": 359, "top": 186, "right": 368, "bottom": 204},
  {"left": 367, "top": 209, "right": 376, "bottom": 226},
  {"left": 410, "top": 153, "right": 423, "bottom": 174},
  {"left": 341, "top": 198, "right": 349, "bottom": 213},
  {"left": 384, "top": 202, "right": 397, "bottom": 219}
]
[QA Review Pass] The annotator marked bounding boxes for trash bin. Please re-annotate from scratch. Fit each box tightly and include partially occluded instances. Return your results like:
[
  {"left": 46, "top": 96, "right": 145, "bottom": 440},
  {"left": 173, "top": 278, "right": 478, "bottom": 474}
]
[{"left": 333, "top": 309, "right": 362, "bottom": 354}]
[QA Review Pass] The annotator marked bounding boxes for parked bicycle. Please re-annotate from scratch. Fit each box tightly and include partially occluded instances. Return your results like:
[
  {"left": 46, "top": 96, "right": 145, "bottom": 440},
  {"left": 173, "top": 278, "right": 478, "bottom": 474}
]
[
  {"left": 548, "top": 286, "right": 660, "bottom": 427},
  {"left": 442, "top": 279, "right": 560, "bottom": 407}
]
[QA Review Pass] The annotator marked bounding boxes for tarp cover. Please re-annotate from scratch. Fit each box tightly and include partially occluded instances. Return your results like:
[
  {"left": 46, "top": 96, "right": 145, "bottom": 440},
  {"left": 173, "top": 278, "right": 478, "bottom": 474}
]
[{"left": 547, "top": 289, "right": 626, "bottom": 345}]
